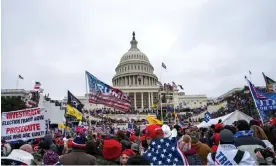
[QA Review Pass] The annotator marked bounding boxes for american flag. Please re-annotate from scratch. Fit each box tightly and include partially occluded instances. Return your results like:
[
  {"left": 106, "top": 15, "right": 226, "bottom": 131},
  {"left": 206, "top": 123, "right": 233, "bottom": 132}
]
[
  {"left": 34, "top": 81, "right": 41, "bottom": 89},
  {"left": 172, "top": 82, "right": 177, "bottom": 88},
  {"left": 86, "top": 71, "right": 130, "bottom": 111},
  {"left": 86, "top": 71, "right": 131, "bottom": 112},
  {"left": 247, "top": 79, "right": 267, "bottom": 99},
  {"left": 143, "top": 137, "right": 189, "bottom": 166},
  {"left": 162, "top": 62, "right": 167, "bottom": 69}
]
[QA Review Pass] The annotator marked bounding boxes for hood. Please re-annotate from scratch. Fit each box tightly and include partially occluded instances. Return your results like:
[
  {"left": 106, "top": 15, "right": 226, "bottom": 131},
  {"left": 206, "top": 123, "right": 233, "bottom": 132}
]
[
  {"left": 184, "top": 148, "right": 197, "bottom": 155},
  {"left": 191, "top": 141, "right": 201, "bottom": 149}
]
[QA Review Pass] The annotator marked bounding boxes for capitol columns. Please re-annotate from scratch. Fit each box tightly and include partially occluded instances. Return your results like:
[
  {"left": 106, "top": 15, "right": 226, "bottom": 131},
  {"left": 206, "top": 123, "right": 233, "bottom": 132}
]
[
  {"left": 141, "top": 92, "right": 144, "bottom": 109},
  {"left": 148, "top": 92, "right": 151, "bottom": 109},
  {"left": 151, "top": 92, "right": 153, "bottom": 107},
  {"left": 134, "top": 92, "right": 137, "bottom": 109}
]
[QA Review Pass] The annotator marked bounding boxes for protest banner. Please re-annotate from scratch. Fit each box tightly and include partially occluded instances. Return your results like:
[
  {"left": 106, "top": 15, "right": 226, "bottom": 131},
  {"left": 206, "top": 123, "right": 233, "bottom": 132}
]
[{"left": 1, "top": 107, "right": 46, "bottom": 142}]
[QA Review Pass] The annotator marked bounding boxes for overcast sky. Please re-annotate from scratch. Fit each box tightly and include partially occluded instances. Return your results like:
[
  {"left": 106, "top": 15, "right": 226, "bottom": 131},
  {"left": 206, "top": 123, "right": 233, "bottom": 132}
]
[{"left": 2, "top": 0, "right": 276, "bottom": 99}]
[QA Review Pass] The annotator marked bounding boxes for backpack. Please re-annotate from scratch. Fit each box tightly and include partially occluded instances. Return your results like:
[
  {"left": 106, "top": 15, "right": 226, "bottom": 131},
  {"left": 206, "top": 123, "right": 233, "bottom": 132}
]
[{"left": 211, "top": 150, "right": 245, "bottom": 165}]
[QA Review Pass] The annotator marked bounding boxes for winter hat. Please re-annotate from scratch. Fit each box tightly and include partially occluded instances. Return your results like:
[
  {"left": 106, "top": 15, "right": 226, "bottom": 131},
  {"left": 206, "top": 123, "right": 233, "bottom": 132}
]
[
  {"left": 220, "top": 129, "right": 234, "bottom": 143},
  {"left": 250, "top": 119, "right": 261, "bottom": 127},
  {"left": 144, "top": 124, "right": 164, "bottom": 139},
  {"left": 162, "top": 124, "right": 177, "bottom": 138},
  {"left": 55, "top": 131, "right": 61, "bottom": 138},
  {"left": 122, "top": 149, "right": 135, "bottom": 157},
  {"left": 178, "top": 135, "right": 192, "bottom": 152},
  {"left": 189, "top": 131, "right": 200, "bottom": 143},
  {"left": 103, "top": 139, "right": 122, "bottom": 160},
  {"left": 19, "top": 144, "right": 34, "bottom": 153},
  {"left": 131, "top": 143, "right": 139, "bottom": 153},
  {"left": 140, "top": 136, "right": 146, "bottom": 142},
  {"left": 72, "top": 136, "right": 86, "bottom": 148},
  {"left": 130, "top": 135, "right": 138, "bottom": 143},
  {"left": 120, "top": 140, "right": 131, "bottom": 150},
  {"left": 2, "top": 149, "right": 34, "bottom": 165},
  {"left": 43, "top": 150, "right": 59, "bottom": 165}
]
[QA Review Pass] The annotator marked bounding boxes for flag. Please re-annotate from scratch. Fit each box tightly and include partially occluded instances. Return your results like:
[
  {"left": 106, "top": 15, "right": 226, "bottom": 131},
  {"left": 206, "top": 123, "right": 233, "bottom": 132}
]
[
  {"left": 34, "top": 82, "right": 41, "bottom": 89},
  {"left": 203, "top": 111, "right": 212, "bottom": 123},
  {"left": 246, "top": 77, "right": 276, "bottom": 121},
  {"left": 58, "top": 124, "right": 65, "bottom": 129},
  {"left": 143, "top": 137, "right": 189, "bottom": 165},
  {"left": 146, "top": 115, "right": 163, "bottom": 125},
  {"left": 162, "top": 62, "right": 167, "bottom": 69},
  {"left": 167, "top": 105, "right": 174, "bottom": 112},
  {"left": 18, "top": 75, "right": 24, "bottom": 79},
  {"left": 67, "top": 91, "right": 84, "bottom": 113},
  {"left": 262, "top": 72, "right": 276, "bottom": 92},
  {"left": 86, "top": 71, "right": 131, "bottom": 112},
  {"left": 249, "top": 70, "right": 252, "bottom": 75},
  {"left": 66, "top": 104, "right": 82, "bottom": 120},
  {"left": 178, "top": 85, "right": 184, "bottom": 90},
  {"left": 172, "top": 82, "right": 177, "bottom": 88}
]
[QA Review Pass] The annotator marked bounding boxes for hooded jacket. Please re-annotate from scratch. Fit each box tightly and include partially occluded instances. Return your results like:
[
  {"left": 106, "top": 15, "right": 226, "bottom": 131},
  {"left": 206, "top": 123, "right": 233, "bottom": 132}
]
[
  {"left": 192, "top": 141, "right": 211, "bottom": 165},
  {"left": 207, "top": 144, "right": 256, "bottom": 165}
]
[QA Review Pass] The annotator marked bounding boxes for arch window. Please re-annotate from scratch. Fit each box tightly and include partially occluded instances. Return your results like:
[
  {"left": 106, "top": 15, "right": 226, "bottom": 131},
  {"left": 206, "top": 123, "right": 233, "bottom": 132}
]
[
  {"left": 138, "top": 66, "right": 140, "bottom": 70},
  {"left": 131, "top": 66, "right": 133, "bottom": 69},
  {"left": 128, "top": 66, "right": 130, "bottom": 70},
  {"left": 125, "top": 67, "right": 126, "bottom": 71}
]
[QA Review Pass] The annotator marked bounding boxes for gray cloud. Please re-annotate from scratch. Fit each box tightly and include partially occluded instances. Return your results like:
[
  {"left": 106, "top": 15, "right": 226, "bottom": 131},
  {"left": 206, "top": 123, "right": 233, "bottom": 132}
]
[{"left": 2, "top": 0, "right": 276, "bottom": 99}]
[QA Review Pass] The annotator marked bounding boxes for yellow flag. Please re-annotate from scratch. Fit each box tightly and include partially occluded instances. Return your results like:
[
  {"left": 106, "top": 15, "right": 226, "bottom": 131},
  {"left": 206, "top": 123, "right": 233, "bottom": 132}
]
[
  {"left": 146, "top": 115, "right": 163, "bottom": 125},
  {"left": 58, "top": 123, "right": 65, "bottom": 129},
  {"left": 66, "top": 104, "right": 82, "bottom": 120}
]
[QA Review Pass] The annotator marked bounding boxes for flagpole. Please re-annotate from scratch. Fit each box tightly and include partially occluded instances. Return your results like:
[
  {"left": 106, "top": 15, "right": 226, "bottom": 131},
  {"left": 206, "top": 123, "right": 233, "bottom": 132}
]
[
  {"left": 173, "top": 106, "right": 176, "bottom": 125},
  {"left": 246, "top": 77, "right": 264, "bottom": 123},
  {"left": 85, "top": 71, "right": 88, "bottom": 97},
  {"left": 160, "top": 65, "right": 163, "bottom": 85},
  {"left": 249, "top": 70, "right": 252, "bottom": 82},
  {"left": 16, "top": 77, "right": 19, "bottom": 89}
]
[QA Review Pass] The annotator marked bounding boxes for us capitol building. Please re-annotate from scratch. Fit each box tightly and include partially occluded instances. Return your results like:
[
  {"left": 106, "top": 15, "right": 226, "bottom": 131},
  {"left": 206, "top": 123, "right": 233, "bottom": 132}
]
[{"left": 112, "top": 32, "right": 159, "bottom": 109}]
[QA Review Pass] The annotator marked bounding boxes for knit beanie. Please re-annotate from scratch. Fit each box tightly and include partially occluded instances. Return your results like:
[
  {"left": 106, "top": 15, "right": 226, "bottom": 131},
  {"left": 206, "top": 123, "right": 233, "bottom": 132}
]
[
  {"left": 220, "top": 129, "right": 234, "bottom": 143},
  {"left": 103, "top": 139, "right": 122, "bottom": 160},
  {"left": 72, "top": 136, "right": 86, "bottom": 149},
  {"left": 129, "top": 135, "right": 138, "bottom": 143},
  {"left": 144, "top": 124, "right": 164, "bottom": 139},
  {"left": 122, "top": 149, "right": 135, "bottom": 157},
  {"left": 189, "top": 131, "right": 200, "bottom": 143},
  {"left": 19, "top": 144, "right": 34, "bottom": 153},
  {"left": 178, "top": 135, "right": 192, "bottom": 152},
  {"left": 43, "top": 150, "right": 59, "bottom": 165}
]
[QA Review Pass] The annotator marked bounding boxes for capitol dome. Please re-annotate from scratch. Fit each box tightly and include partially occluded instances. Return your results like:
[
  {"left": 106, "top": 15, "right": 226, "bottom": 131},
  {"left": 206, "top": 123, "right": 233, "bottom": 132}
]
[{"left": 112, "top": 32, "right": 158, "bottom": 87}]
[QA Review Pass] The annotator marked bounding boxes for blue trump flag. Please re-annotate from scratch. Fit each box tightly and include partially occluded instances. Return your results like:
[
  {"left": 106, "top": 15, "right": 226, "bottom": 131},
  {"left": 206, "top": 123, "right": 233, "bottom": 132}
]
[
  {"left": 246, "top": 77, "right": 276, "bottom": 121},
  {"left": 143, "top": 137, "right": 188, "bottom": 165},
  {"left": 203, "top": 111, "right": 212, "bottom": 123}
]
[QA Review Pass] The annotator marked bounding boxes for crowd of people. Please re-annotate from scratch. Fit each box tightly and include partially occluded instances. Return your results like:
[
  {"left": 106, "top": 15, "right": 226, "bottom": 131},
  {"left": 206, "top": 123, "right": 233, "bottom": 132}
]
[{"left": 2, "top": 118, "right": 276, "bottom": 165}]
